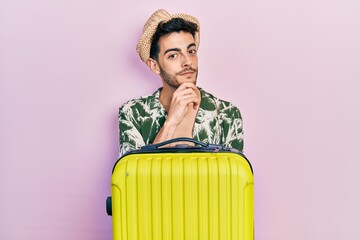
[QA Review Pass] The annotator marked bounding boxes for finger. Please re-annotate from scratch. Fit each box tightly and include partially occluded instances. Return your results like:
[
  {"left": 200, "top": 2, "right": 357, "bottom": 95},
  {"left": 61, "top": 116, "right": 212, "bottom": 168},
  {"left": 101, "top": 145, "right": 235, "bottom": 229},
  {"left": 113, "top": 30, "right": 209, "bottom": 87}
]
[
  {"left": 172, "top": 88, "right": 197, "bottom": 101},
  {"left": 176, "top": 82, "right": 193, "bottom": 91},
  {"left": 174, "top": 85, "right": 197, "bottom": 96},
  {"left": 178, "top": 82, "right": 197, "bottom": 91},
  {"left": 182, "top": 83, "right": 200, "bottom": 99},
  {"left": 174, "top": 89, "right": 199, "bottom": 100},
  {"left": 192, "top": 98, "right": 200, "bottom": 109},
  {"left": 174, "top": 94, "right": 199, "bottom": 106}
]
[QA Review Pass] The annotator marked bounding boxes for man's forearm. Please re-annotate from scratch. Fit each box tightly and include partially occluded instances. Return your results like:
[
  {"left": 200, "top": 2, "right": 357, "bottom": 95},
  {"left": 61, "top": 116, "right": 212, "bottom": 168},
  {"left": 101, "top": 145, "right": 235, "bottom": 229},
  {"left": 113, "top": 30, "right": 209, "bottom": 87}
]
[{"left": 152, "top": 121, "right": 177, "bottom": 144}]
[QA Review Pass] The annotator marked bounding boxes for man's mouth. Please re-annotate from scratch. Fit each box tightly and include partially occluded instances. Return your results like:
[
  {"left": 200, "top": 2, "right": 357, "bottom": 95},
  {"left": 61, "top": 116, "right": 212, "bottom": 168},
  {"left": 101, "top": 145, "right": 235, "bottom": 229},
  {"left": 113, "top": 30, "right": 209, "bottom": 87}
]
[
  {"left": 180, "top": 71, "right": 194, "bottom": 75},
  {"left": 178, "top": 68, "right": 197, "bottom": 75}
]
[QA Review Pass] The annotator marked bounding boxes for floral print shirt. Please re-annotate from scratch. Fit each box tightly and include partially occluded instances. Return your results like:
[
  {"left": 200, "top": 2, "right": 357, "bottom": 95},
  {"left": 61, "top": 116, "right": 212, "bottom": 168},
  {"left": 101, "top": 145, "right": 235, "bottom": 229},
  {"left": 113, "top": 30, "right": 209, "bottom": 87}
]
[{"left": 118, "top": 88, "right": 243, "bottom": 157}]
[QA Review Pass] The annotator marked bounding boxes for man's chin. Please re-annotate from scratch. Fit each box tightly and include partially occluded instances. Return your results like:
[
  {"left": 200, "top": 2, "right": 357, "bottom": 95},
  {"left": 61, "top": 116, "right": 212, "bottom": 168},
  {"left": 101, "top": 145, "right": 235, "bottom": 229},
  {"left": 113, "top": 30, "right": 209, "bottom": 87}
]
[{"left": 182, "top": 77, "right": 197, "bottom": 84}]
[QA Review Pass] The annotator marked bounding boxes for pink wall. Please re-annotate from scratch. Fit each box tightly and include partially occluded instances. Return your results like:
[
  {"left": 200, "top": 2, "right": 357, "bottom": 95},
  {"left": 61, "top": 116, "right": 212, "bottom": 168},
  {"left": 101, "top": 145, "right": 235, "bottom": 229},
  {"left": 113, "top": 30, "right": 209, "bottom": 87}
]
[{"left": 1, "top": 1, "right": 359, "bottom": 239}]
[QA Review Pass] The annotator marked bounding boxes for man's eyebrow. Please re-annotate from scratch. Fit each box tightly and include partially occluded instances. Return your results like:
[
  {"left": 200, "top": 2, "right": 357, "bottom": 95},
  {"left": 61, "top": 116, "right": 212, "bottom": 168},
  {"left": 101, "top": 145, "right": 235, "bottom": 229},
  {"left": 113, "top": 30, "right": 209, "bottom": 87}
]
[
  {"left": 164, "top": 48, "right": 180, "bottom": 55},
  {"left": 163, "top": 43, "right": 197, "bottom": 55},
  {"left": 187, "top": 43, "right": 196, "bottom": 49}
]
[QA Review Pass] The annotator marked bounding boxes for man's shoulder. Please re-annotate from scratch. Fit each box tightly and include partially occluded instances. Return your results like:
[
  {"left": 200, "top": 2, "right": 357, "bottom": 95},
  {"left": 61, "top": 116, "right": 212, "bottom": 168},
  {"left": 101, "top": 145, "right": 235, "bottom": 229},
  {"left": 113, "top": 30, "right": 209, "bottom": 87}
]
[
  {"left": 200, "top": 88, "right": 239, "bottom": 111},
  {"left": 119, "top": 88, "right": 161, "bottom": 113}
]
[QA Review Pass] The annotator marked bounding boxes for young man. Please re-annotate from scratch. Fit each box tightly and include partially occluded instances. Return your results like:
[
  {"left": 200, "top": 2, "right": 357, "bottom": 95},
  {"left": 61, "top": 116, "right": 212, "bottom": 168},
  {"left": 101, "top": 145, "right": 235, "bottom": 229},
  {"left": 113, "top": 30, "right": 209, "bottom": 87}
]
[{"left": 118, "top": 9, "right": 243, "bottom": 156}]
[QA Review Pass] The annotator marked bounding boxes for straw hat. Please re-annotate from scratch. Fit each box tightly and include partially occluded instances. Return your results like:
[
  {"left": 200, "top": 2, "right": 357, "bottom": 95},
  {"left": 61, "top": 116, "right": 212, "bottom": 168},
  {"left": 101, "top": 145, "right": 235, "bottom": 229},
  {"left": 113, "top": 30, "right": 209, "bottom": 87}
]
[{"left": 136, "top": 9, "right": 200, "bottom": 63}]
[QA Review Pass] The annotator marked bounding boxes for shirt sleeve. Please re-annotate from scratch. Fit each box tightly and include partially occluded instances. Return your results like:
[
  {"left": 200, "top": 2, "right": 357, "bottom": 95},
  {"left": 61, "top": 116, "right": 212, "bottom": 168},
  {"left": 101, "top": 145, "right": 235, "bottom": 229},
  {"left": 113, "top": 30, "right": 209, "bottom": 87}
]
[
  {"left": 118, "top": 104, "right": 145, "bottom": 157},
  {"left": 221, "top": 104, "right": 244, "bottom": 152}
]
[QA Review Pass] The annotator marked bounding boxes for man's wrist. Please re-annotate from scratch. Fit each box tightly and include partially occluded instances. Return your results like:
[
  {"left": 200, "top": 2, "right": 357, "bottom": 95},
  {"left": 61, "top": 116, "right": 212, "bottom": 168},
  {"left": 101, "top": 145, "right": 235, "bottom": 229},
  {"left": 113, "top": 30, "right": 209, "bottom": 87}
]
[
  {"left": 163, "top": 120, "right": 177, "bottom": 131},
  {"left": 164, "top": 117, "right": 179, "bottom": 129}
]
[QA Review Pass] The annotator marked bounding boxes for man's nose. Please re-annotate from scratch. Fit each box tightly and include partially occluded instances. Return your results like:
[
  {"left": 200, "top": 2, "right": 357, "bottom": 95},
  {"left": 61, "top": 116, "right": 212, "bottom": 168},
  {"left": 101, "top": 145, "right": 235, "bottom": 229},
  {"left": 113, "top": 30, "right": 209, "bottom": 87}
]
[{"left": 182, "top": 54, "right": 192, "bottom": 68}]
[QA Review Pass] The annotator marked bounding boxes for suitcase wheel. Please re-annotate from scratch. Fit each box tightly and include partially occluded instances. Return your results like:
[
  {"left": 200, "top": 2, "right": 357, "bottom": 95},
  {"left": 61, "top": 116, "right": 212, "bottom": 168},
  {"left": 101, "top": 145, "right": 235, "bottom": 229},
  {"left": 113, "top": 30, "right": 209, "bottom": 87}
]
[{"left": 106, "top": 196, "right": 112, "bottom": 216}]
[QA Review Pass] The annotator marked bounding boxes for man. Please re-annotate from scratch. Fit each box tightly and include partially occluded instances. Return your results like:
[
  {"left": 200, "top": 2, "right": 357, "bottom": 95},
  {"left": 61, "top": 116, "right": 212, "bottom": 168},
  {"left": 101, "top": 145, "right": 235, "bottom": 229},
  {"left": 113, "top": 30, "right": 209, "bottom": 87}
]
[{"left": 118, "top": 9, "right": 243, "bottom": 156}]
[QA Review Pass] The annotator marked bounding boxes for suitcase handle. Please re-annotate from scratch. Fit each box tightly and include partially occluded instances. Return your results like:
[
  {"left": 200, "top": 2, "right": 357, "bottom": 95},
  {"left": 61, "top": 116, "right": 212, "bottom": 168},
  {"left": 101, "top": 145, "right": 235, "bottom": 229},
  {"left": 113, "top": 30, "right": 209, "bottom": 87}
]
[{"left": 142, "top": 137, "right": 208, "bottom": 149}]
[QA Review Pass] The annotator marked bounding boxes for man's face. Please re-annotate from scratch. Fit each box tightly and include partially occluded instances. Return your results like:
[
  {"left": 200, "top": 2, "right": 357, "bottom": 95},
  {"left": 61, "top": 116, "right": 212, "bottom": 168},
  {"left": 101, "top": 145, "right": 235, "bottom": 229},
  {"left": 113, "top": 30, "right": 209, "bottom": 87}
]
[{"left": 156, "top": 31, "right": 198, "bottom": 88}]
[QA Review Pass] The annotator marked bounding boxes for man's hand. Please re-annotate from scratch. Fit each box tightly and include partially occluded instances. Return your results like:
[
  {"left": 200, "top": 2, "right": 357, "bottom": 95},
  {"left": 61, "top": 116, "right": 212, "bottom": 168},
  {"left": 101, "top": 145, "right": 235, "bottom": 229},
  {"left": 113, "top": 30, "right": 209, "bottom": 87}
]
[
  {"left": 153, "top": 82, "right": 201, "bottom": 144},
  {"left": 166, "top": 82, "right": 201, "bottom": 127}
]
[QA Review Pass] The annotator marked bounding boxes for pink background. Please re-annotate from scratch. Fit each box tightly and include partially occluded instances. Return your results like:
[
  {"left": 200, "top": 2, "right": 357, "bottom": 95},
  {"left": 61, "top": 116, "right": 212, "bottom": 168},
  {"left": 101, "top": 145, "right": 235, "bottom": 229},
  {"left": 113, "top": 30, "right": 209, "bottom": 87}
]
[{"left": 1, "top": 1, "right": 359, "bottom": 239}]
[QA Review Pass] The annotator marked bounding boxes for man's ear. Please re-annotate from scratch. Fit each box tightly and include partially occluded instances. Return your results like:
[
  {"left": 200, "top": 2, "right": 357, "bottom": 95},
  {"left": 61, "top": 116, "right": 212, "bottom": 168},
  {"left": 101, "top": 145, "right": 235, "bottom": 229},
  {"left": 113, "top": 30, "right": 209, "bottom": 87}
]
[{"left": 146, "top": 58, "right": 161, "bottom": 75}]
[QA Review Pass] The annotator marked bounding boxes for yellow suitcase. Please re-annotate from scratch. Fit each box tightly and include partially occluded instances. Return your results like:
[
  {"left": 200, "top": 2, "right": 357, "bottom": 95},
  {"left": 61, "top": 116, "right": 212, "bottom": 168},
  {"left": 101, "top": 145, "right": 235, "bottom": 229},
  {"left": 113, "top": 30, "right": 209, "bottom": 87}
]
[{"left": 107, "top": 138, "right": 254, "bottom": 240}]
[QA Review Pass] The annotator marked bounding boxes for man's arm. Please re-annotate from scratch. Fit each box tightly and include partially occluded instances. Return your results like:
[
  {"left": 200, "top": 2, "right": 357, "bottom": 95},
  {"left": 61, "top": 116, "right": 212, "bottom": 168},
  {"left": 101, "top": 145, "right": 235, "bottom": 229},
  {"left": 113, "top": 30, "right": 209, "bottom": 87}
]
[
  {"left": 153, "top": 82, "right": 201, "bottom": 144},
  {"left": 222, "top": 104, "right": 244, "bottom": 152},
  {"left": 152, "top": 121, "right": 177, "bottom": 144},
  {"left": 118, "top": 105, "right": 145, "bottom": 157}
]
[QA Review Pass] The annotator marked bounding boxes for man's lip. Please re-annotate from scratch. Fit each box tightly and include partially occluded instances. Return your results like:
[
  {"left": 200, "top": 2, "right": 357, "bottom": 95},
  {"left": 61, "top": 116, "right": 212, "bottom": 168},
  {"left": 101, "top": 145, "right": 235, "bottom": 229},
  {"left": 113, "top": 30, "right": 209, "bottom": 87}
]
[{"left": 179, "top": 71, "right": 195, "bottom": 75}]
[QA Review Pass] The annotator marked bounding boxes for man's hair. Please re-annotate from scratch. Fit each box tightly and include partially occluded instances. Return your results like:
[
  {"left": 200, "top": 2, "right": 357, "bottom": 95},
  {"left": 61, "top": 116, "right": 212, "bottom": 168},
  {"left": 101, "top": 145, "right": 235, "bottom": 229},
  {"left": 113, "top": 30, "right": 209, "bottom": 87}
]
[{"left": 149, "top": 18, "right": 199, "bottom": 61}]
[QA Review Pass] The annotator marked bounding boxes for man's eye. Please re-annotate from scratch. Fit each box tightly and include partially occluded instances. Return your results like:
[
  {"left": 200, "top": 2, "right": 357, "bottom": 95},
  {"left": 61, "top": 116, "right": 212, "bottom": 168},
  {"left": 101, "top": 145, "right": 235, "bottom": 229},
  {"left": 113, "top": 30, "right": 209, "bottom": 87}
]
[
  {"left": 189, "top": 49, "right": 197, "bottom": 54},
  {"left": 168, "top": 54, "right": 177, "bottom": 59}
]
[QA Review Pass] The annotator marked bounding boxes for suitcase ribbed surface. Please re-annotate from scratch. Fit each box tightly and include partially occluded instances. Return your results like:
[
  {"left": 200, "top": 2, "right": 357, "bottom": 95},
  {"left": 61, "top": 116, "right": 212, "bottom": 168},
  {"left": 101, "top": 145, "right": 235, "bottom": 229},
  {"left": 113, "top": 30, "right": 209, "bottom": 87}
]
[{"left": 111, "top": 152, "right": 253, "bottom": 240}]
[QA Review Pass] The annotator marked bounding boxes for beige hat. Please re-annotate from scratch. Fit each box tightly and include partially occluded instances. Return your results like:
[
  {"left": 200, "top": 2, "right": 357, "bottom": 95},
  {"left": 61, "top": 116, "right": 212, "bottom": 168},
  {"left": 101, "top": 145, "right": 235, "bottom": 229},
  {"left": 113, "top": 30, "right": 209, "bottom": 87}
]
[{"left": 136, "top": 9, "right": 200, "bottom": 63}]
